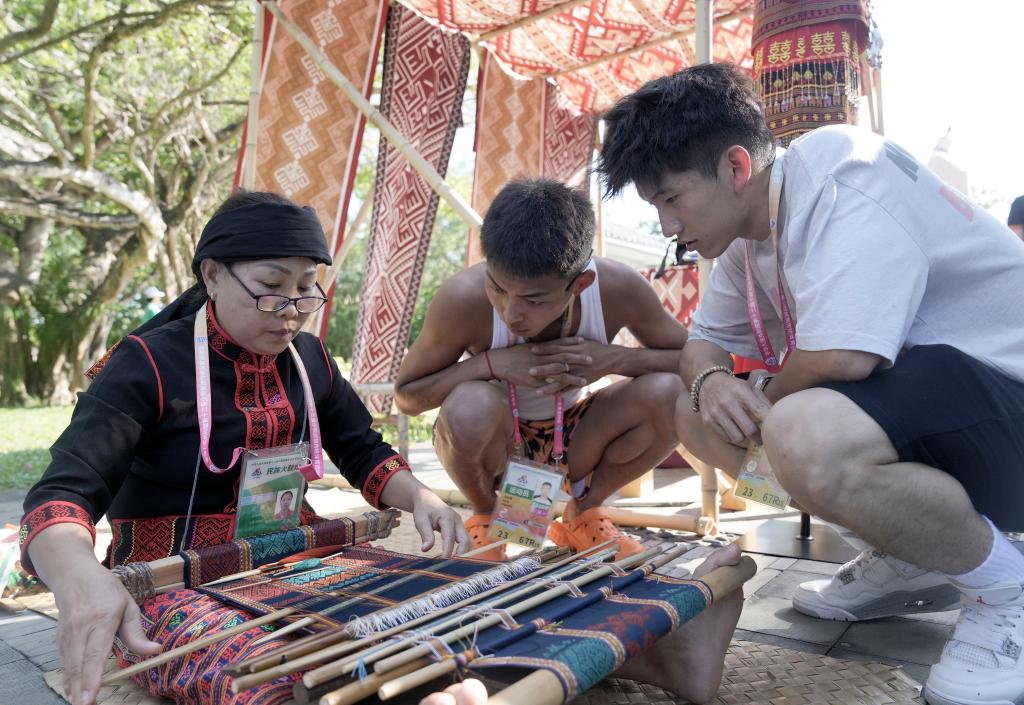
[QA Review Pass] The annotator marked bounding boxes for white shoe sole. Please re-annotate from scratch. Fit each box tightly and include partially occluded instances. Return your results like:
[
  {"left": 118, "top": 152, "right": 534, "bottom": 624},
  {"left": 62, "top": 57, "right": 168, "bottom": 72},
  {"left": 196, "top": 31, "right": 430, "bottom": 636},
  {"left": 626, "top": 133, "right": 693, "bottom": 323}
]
[
  {"left": 924, "top": 683, "right": 1019, "bottom": 705},
  {"left": 792, "top": 583, "right": 960, "bottom": 621}
]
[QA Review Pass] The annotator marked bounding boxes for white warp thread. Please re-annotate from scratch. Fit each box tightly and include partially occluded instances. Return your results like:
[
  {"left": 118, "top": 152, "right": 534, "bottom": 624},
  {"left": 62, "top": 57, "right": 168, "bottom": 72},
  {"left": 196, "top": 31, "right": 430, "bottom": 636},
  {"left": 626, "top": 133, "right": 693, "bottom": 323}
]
[{"left": 345, "top": 556, "right": 542, "bottom": 637}]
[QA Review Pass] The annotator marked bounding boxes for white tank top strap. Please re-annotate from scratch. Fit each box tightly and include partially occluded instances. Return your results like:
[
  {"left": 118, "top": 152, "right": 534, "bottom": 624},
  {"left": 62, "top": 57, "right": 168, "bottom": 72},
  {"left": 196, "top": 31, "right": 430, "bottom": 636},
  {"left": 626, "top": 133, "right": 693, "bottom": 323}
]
[{"left": 576, "top": 259, "right": 607, "bottom": 344}]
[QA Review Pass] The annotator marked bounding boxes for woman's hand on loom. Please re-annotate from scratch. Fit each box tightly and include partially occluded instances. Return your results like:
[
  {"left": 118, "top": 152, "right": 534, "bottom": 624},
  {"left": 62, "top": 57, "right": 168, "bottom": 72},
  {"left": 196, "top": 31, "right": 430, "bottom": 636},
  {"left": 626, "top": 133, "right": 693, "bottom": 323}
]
[
  {"left": 412, "top": 488, "right": 472, "bottom": 557},
  {"left": 26, "top": 523, "right": 161, "bottom": 705},
  {"left": 51, "top": 557, "right": 160, "bottom": 704},
  {"left": 420, "top": 678, "right": 488, "bottom": 705},
  {"left": 380, "top": 471, "right": 471, "bottom": 557}
]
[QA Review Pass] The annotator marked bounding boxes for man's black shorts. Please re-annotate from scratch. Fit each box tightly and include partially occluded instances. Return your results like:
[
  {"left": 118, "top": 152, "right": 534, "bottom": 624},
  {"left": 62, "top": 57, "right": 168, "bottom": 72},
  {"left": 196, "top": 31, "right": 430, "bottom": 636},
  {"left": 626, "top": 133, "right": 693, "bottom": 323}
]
[{"left": 818, "top": 344, "right": 1024, "bottom": 532}]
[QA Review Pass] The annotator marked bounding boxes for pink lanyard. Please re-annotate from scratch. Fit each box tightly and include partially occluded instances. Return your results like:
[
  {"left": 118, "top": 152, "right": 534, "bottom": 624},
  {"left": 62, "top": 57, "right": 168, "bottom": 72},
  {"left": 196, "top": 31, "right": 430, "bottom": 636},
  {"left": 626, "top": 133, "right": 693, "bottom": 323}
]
[
  {"left": 193, "top": 303, "right": 324, "bottom": 480},
  {"left": 744, "top": 150, "right": 797, "bottom": 373},
  {"left": 506, "top": 299, "right": 575, "bottom": 463}
]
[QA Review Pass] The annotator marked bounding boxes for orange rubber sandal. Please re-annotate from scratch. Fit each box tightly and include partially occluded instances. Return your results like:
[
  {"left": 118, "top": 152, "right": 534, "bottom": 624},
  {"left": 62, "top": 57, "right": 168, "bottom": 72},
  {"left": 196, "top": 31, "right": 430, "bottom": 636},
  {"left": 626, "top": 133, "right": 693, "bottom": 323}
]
[
  {"left": 464, "top": 513, "right": 508, "bottom": 562},
  {"left": 547, "top": 507, "right": 645, "bottom": 560}
]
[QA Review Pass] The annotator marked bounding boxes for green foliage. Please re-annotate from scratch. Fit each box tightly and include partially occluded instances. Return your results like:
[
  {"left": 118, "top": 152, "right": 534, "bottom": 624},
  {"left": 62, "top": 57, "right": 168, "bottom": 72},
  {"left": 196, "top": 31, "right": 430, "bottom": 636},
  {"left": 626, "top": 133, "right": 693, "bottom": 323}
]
[
  {"left": 0, "top": 406, "right": 73, "bottom": 491},
  {"left": 325, "top": 149, "right": 471, "bottom": 362},
  {"left": 0, "top": 1, "right": 252, "bottom": 403}
]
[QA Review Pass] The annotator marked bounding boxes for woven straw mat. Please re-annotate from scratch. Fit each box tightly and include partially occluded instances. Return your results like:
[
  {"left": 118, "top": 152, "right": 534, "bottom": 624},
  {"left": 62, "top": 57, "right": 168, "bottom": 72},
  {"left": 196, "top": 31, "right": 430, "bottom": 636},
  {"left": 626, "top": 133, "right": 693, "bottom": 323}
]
[{"left": 571, "top": 640, "right": 925, "bottom": 705}]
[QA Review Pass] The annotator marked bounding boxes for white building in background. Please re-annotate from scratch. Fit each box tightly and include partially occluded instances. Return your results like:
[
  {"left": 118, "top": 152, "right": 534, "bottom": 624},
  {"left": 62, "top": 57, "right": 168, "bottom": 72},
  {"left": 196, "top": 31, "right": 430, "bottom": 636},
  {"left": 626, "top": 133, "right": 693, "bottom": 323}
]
[
  {"left": 602, "top": 219, "right": 668, "bottom": 270},
  {"left": 928, "top": 128, "right": 969, "bottom": 195}
]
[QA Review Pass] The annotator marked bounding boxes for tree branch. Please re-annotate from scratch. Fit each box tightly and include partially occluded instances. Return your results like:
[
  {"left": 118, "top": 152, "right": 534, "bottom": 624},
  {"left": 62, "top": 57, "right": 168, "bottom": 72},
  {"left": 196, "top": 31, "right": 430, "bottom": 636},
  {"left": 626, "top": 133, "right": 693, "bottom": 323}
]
[
  {"left": 0, "top": 160, "right": 165, "bottom": 245},
  {"left": 152, "top": 39, "right": 249, "bottom": 129},
  {"left": 82, "top": 0, "right": 208, "bottom": 168},
  {"left": 0, "top": 9, "right": 156, "bottom": 65},
  {"left": 0, "top": 196, "right": 138, "bottom": 229},
  {"left": 0, "top": 0, "right": 60, "bottom": 55}
]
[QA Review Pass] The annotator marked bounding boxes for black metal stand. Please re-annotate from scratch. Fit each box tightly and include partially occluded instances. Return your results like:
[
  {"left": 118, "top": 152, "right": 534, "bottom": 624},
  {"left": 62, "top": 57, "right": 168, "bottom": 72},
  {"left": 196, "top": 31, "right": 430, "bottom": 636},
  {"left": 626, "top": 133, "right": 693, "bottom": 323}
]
[{"left": 736, "top": 512, "right": 859, "bottom": 564}]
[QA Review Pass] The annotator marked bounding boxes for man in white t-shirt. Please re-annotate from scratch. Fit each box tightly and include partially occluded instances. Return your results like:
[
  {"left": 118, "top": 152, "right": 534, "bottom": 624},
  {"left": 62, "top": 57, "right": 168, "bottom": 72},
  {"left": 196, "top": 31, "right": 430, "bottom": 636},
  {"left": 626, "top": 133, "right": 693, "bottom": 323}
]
[{"left": 598, "top": 63, "right": 1024, "bottom": 705}]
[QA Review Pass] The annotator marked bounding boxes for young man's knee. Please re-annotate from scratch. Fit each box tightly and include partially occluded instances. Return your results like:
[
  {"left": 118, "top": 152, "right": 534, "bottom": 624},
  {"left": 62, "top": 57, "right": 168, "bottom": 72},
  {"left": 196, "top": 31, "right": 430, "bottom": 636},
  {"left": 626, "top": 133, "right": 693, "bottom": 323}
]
[
  {"left": 438, "top": 381, "right": 508, "bottom": 435},
  {"left": 763, "top": 392, "right": 851, "bottom": 507},
  {"left": 634, "top": 373, "right": 685, "bottom": 406}
]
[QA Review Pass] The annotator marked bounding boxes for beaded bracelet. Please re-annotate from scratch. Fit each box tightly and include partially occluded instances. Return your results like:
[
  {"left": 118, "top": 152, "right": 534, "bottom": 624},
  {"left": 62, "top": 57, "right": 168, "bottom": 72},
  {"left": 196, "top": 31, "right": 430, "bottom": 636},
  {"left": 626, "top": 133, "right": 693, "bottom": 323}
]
[{"left": 689, "top": 365, "right": 733, "bottom": 413}]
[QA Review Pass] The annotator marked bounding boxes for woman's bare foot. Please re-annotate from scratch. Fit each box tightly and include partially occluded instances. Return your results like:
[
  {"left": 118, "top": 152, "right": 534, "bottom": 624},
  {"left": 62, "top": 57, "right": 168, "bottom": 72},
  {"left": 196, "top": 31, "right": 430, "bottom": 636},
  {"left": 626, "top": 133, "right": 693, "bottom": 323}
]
[{"left": 614, "top": 543, "right": 744, "bottom": 704}]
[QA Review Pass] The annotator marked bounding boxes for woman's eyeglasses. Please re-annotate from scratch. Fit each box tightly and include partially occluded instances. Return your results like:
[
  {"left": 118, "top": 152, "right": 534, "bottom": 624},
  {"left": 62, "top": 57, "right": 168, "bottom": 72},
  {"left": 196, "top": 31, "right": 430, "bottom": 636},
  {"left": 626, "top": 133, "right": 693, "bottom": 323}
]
[{"left": 226, "top": 265, "right": 328, "bottom": 313}]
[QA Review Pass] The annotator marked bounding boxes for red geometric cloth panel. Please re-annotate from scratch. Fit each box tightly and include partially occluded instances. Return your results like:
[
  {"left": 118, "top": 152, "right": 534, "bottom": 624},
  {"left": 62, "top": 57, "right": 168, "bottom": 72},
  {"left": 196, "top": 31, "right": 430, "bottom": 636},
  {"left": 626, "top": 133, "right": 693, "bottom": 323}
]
[
  {"left": 467, "top": 53, "right": 596, "bottom": 265},
  {"left": 614, "top": 263, "right": 700, "bottom": 350},
  {"left": 349, "top": 4, "right": 471, "bottom": 411},
  {"left": 249, "top": 0, "right": 387, "bottom": 255},
  {"left": 402, "top": 0, "right": 755, "bottom": 113}
]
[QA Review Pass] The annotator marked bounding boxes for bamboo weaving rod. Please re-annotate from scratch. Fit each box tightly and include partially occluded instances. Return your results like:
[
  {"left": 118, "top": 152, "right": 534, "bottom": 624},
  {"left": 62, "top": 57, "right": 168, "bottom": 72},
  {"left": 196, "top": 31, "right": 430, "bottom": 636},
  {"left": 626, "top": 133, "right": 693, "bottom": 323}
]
[
  {"left": 371, "top": 546, "right": 663, "bottom": 675},
  {"left": 103, "top": 529, "right": 382, "bottom": 685},
  {"left": 261, "top": 1, "right": 483, "bottom": 231},
  {"left": 236, "top": 542, "right": 618, "bottom": 692},
  {"left": 486, "top": 555, "right": 757, "bottom": 705},
  {"left": 256, "top": 538, "right": 514, "bottom": 642},
  {"left": 311, "top": 547, "right": 619, "bottom": 684},
  {"left": 374, "top": 545, "right": 702, "bottom": 700}
]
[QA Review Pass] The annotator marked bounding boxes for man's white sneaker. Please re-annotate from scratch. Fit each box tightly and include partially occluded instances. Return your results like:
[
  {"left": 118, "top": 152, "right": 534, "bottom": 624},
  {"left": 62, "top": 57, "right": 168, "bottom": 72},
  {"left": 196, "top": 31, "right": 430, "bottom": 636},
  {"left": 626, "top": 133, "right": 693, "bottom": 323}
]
[
  {"left": 924, "top": 582, "right": 1024, "bottom": 705},
  {"left": 792, "top": 548, "right": 960, "bottom": 621}
]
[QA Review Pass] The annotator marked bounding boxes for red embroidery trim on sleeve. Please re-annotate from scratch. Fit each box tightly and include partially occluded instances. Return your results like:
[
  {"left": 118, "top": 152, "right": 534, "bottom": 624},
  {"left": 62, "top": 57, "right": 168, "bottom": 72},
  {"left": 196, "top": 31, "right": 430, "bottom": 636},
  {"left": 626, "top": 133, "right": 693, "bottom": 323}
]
[
  {"left": 19, "top": 501, "right": 96, "bottom": 575},
  {"left": 362, "top": 455, "right": 411, "bottom": 509}
]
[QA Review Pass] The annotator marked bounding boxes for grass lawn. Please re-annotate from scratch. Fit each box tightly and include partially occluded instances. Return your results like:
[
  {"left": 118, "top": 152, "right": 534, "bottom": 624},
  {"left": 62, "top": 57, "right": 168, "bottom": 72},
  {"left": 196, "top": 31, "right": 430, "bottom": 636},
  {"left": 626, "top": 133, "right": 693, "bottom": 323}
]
[
  {"left": 0, "top": 401, "right": 433, "bottom": 492},
  {"left": 0, "top": 406, "right": 72, "bottom": 491}
]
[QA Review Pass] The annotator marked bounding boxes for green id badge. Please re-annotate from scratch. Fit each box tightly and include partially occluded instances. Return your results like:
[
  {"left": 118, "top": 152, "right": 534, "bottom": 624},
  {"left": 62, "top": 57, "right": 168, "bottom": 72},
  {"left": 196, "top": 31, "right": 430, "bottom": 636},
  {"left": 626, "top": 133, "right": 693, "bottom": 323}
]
[
  {"left": 734, "top": 443, "right": 791, "bottom": 511},
  {"left": 233, "top": 442, "right": 309, "bottom": 540},
  {"left": 488, "top": 457, "right": 562, "bottom": 549}
]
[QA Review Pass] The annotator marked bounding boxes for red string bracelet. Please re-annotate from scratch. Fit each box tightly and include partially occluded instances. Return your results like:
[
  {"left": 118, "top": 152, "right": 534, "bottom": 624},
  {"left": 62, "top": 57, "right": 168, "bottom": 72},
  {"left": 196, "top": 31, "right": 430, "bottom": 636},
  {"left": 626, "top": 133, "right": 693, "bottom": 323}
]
[{"left": 483, "top": 350, "right": 497, "bottom": 380}]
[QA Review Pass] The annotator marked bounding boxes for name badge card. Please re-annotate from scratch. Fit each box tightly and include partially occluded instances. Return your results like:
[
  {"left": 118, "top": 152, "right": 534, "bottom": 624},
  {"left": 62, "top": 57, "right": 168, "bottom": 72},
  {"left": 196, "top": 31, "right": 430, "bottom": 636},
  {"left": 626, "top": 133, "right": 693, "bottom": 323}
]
[
  {"left": 488, "top": 458, "right": 562, "bottom": 549},
  {"left": 234, "top": 442, "right": 309, "bottom": 540},
  {"left": 734, "top": 442, "right": 791, "bottom": 511}
]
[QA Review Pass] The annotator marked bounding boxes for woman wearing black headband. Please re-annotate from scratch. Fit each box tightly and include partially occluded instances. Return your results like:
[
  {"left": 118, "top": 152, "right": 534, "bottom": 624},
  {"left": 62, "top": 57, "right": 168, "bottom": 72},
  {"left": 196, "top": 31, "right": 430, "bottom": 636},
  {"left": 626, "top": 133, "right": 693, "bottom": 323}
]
[{"left": 19, "top": 190, "right": 470, "bottom": 705}]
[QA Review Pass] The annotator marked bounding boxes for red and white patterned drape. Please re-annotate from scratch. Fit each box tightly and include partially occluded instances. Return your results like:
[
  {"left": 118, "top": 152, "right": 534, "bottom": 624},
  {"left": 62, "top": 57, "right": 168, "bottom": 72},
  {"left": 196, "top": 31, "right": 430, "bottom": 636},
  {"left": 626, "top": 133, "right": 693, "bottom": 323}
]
[{"left": 350, "top": 4, "right": 471, "bottom": 411}]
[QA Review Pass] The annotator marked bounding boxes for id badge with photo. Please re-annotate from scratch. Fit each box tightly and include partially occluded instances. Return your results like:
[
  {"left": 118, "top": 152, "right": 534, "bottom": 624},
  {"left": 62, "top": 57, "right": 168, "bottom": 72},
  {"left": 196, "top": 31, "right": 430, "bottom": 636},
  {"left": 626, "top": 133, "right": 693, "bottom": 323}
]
[
  {"left": 734, "top": 442, "right": 791, "bottom": 511},
  {"left": 488, "top": 457, "right": 563, "bottom": 549},
  {"left": 234, "top": 442, "right": 309, "bottom": 540}
]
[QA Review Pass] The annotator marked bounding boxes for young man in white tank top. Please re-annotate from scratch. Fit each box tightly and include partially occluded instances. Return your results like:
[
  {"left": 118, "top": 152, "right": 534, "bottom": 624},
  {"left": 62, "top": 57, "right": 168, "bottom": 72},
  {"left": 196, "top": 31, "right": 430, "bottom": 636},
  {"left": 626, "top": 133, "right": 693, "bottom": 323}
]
[{"left": 396, "top": 179, "right": 687, "bottom": 562}]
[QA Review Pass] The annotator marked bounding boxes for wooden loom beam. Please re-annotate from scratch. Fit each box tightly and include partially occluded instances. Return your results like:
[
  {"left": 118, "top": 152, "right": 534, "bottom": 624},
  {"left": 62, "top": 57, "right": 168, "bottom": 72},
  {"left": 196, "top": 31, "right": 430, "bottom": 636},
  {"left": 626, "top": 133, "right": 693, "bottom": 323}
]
[{"left": 260, "top": 1, "right": 483, "bottom": 232}]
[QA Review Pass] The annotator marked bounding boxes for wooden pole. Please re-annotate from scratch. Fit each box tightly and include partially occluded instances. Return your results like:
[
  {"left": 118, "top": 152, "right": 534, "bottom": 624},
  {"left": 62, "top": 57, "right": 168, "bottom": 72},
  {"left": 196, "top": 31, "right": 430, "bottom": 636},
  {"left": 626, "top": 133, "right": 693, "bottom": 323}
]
[
  {"left": 873, "top": 67, "right": 885, "bottom": 135},
  {"left": 476, "top": 0, "right": 594, "bottom": 43},
  {"left": 241, "top": 5, "right": 265, "bottom": 189},
  {"left": 862, "top": 56, "right": 878, "bottom": 134},
  {"left": 261, "top": 1, "right": 482, "bottom": 232},
  {"left": 695, "top": 0, "right": 715, "bottom": 299}
]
